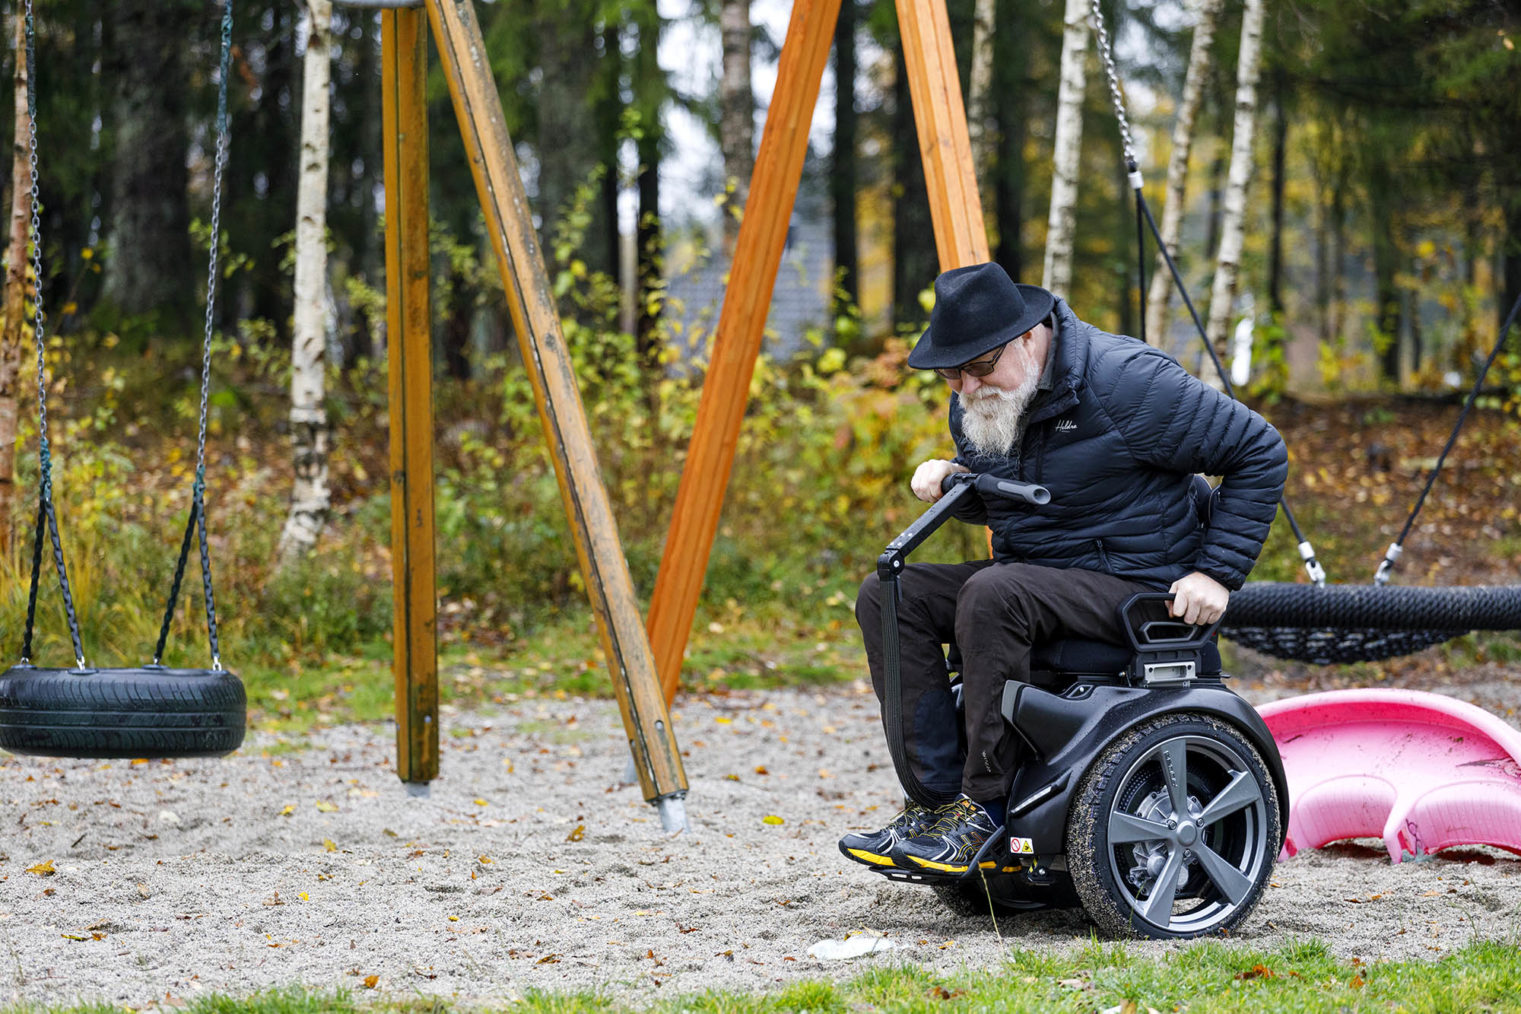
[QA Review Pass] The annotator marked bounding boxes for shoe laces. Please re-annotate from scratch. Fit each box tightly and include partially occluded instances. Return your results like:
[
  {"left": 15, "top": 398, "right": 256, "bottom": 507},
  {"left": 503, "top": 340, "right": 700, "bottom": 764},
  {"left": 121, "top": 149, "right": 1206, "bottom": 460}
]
[
  {"left": 887, "top": 802, "right": 932, "bottom": 832},
  {"left": 924, "top": 797, "right": 986, "bottom": 836}
]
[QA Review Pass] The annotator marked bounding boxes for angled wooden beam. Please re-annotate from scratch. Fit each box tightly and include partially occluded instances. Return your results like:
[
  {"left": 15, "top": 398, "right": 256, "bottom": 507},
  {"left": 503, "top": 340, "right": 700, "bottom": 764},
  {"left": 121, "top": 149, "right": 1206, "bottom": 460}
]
[
  {"left": 645, "top": 0, "right": 843, "bottom": 705},
  {"left": 896, "top": 0, "right": 990, "bottom": 268},
  {"left": 425, "top": 0, "right": 688, "bottom": 826},
  {"left": 382, "top": 7, "right": 438, "bottom": 786}
]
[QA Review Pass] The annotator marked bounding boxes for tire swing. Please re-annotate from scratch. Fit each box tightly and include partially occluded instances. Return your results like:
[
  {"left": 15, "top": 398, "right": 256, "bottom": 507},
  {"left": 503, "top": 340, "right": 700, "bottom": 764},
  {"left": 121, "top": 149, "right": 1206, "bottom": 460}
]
[
  {"left": 1089, "top": 0, "right": 1521, "bottom": 664},
  {"left": 0, "top": 0, "right": 245, "bottom": 759}
]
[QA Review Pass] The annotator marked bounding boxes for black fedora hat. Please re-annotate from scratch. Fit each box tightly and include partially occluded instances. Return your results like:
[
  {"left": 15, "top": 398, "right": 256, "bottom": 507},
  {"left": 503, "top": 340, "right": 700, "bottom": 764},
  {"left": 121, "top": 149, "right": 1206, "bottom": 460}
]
[{"left": 906, "top": 263, "right": 1056, "bottom": 370}]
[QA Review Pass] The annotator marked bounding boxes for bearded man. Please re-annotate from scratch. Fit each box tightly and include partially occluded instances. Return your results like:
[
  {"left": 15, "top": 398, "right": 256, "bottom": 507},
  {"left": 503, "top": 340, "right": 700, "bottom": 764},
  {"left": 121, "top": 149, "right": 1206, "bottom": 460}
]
[{"left": 841, "top": 262, "right": 1287, "bottom": 873}]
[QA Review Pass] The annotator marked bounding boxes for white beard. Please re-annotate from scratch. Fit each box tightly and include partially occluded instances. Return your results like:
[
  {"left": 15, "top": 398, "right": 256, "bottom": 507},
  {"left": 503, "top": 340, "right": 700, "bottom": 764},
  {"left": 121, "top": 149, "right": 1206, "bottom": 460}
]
[{"left": 960, "top": 373, "right": 1039, "bottom": 457}]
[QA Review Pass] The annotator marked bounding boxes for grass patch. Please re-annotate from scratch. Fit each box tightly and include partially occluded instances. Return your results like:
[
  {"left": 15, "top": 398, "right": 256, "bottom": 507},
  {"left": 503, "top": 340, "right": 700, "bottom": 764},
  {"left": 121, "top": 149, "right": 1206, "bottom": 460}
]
[{"left": 8, "top": 938, "right": 1521, "bottom": 1012}]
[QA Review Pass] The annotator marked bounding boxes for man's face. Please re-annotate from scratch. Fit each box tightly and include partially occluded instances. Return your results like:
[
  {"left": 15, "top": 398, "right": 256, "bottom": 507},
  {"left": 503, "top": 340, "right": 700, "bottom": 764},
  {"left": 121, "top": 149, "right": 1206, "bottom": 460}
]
[
  {"left": 941, "top": 325, "right": 1048, "bottom": 398},
  {"left": 947, "top": 325, "right": 1051, "bottom": 457}
]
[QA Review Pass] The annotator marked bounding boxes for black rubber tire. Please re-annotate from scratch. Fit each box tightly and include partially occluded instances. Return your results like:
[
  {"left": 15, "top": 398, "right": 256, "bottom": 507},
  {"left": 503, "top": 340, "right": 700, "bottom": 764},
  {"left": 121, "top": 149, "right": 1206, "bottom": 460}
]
[
  {"left": 1067, "top": 712, "right": 1280, "bottom": 940},
  {"left": 0, "top": 666, "right": 246, "bottom": 759}
]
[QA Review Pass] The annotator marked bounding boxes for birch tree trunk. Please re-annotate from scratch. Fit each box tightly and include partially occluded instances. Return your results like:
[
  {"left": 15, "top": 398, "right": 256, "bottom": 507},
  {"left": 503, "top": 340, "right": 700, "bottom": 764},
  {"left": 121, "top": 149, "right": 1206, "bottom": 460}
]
[
  {"left": 1143, "top": 0, "right": 1223, "bottom": 346},
  {"left": 0, "top": 13, "right": 31, "bottom": 558},
  {"left": 1204, "top": 0, "right": 1266, "bottom": 372},
  {"left": 966, "top": 0, "right": 996, "bottom": 209},
  {"left": 277, "top": 0, "right": 334, "bottom": 565},
  {"left": 719, "top": 0, "right": 754, "bottom": 259},
  {"left": 1042, "top": 0, "right": 1089, "bottom": 295}
]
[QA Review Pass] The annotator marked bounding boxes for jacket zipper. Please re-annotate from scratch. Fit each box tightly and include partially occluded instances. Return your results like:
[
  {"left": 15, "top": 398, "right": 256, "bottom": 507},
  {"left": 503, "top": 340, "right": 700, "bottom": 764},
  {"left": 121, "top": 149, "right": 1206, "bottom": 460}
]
[{"left": 1095, "top": 539, "right": 1113, "bottom": 573}]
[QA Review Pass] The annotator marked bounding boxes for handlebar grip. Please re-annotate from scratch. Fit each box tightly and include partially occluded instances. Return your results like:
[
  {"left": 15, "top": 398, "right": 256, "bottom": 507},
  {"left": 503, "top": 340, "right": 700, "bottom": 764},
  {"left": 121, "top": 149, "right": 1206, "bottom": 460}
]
[{"left": 975, "top": 474, "right": 1050, "bottom": 505}]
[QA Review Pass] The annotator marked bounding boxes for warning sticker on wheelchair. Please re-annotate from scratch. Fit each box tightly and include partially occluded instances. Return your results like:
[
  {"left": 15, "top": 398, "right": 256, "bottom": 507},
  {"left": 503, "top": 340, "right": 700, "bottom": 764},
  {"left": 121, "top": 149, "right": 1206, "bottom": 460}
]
[{"left": 1009, "top": 837, "right": 1036, "bottom": 854}]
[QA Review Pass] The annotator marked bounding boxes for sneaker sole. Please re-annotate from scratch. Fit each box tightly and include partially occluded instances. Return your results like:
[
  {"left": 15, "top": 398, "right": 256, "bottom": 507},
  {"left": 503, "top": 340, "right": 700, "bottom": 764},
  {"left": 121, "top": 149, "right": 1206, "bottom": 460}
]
[
  {"left": 843, "top": 846, "right": 898, "bottom": 867},
  {"left": 907, "top": 855, "right": 971, "bottom": 873}
]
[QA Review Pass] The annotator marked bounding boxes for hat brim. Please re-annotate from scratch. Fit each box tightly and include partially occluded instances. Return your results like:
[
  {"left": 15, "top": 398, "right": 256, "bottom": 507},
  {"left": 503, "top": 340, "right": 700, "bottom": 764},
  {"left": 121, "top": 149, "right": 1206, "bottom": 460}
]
[{"left": 907, "top": 284, "right": 1057, "bottom": 370}]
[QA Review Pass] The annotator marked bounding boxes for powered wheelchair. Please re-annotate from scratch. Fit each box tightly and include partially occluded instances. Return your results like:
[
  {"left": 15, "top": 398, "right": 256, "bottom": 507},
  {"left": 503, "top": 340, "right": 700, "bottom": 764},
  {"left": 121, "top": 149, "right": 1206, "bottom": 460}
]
[{"left": 868, "top": 472, "right": 1287, "bottom": 940}]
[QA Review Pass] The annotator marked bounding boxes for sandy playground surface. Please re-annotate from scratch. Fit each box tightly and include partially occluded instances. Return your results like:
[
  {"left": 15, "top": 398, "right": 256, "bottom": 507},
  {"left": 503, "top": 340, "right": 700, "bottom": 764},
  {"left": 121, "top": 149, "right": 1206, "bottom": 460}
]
[{"left": 2, "top": 675, "right": 1520, "bottom": 1010}]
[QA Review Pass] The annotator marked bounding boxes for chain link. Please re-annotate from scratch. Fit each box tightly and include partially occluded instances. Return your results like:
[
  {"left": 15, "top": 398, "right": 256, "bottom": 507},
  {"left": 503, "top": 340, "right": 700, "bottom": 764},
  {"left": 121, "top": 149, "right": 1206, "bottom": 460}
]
[
  {"left": 22, "top": 0, "right": 87, "bottom": 669},
  {"left": 1089, "top": 0, "right": 1139, "bottom": 173}
]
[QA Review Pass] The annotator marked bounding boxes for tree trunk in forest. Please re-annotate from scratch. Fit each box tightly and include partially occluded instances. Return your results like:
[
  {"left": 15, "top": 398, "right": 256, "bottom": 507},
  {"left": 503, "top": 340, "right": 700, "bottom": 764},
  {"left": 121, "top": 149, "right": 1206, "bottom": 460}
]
[
  {"left": 719, "top": 0, "right": 753, "bottom": 260},
  {"left": 966, "top": 0, "right": 995, "bottom": 211},
  {"left": 1266, "top": 69, "right": 1287, "bottom": 317},
  {"left": 0, "top": 13, "right": 30, "bottom": 558},
  {"left": 1144, "top": 0, "right": 1223, "bottom": 345},
  {"left": 633, "top": 9, "right": 663, "bottom": 364},
  {"left": 100, "top": 1, "right": 195, "bottom": 325},
  {"left": 535, "top": 5, "right": 603, "bottom": 268},
  {"left": 277, "top": 0, "right": 334, "bottom": 565},
  {"left": 1369, "top": 164, "right": 1401, "bottom": 383},
  {"left": 891, "top": 44, "right": 935, "bottom": 327},
  {"left": 1041, "top": 0, "right": 1087, "bottom": 295},
  {"left": 990, "top": 0, "right": 1024, "bottom": 283},
  {"left": 1505, "top": 201, "right": 1521, "bottom": 341},
  {"left": 598, "top": 22, "right": 623, "bottom": 287},
  {"left": 1203, "top": 0, "right": 1265, "bottom": 370},
  {"left": 831, "top": 0, "right": 858, "bottom": 319}
]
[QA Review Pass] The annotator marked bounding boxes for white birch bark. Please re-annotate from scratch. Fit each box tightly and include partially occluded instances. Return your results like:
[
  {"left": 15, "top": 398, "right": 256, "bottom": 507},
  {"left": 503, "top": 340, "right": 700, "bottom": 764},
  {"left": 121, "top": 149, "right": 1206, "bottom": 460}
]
[
  {"left": 277, "top": 0, "right": 334, "bottom": 564},
  {"left": 1042, "top": 0, "right": 1090, "bottom": 295},
  {"left": 966, "top": 0, "right": 996, "bottom": 201},
  {"left": 1144, "top": 0, "right": 1224, "bottom": 346},
  {"left": 1204, "top": 0, "right": 1266, "bottom": 378},
  {"left": 719, "top": 0, "right": 753, "bottom": 259}
]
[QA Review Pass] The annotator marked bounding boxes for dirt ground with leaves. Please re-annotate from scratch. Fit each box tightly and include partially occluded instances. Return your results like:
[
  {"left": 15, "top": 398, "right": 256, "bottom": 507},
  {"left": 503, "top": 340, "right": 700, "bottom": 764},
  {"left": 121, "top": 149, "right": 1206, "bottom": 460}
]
[{"left": 3, "top": 673, "right": 1519, "bottom": 1011}]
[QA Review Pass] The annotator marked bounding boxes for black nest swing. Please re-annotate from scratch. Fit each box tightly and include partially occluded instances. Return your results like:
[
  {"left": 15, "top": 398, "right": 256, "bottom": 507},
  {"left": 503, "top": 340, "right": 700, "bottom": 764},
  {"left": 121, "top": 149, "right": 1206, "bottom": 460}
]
[
  {"left": 0, "top": 1, "right": 245, "bottom": 759},
  {"left": 1087, "top": 2, "right": 1521, "bottom": 665}
]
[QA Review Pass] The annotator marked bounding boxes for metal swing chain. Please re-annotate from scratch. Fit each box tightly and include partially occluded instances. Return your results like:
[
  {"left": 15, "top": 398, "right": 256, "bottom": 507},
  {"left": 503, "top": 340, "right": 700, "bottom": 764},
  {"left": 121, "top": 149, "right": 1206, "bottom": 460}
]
[
  {"left": 20, "top": 0, "right": 87, "bottom": 670},
  {"left": 1088, "top": 0, "right": 1140, "bottom": 179},
  {"left": 154, "top": 0, "right": 234, "bottom": 670},
  {"left": 1086, "top": 0, "right": 1327, "bottom": 587}
]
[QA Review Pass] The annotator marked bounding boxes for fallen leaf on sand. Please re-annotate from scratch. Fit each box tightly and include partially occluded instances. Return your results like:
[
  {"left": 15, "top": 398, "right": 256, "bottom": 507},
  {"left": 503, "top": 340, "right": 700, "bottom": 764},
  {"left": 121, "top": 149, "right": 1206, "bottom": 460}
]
[
  {"left": 762, "top": 815, "right": 784, "bottom": 826},
  {"left": 566, "top": 824, "right": 586, "bottom": 842},
  {"left": 363, "top": 975, "right": 379, "bottom": 988}
]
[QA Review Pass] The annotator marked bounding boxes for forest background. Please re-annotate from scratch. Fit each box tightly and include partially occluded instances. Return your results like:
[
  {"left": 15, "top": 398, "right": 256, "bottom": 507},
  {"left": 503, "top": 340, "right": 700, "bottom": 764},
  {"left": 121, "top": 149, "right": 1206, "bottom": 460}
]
[{"left": 0, "top": 0, "right": 1518, "bottom": 727}]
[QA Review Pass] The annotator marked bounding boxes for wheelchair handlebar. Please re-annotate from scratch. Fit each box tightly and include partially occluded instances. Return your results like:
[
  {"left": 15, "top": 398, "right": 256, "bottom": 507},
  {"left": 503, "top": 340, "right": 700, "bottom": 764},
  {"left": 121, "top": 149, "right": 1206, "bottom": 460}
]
[{"left": 939, "top": 471, "right": 1051, "bottom": 506}]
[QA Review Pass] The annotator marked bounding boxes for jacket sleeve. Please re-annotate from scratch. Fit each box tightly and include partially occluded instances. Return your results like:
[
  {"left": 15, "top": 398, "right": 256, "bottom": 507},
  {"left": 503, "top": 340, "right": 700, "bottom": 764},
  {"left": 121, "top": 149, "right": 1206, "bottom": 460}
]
[{"left": 1098, "top": 348, "right": 1288, "bottom": 590}]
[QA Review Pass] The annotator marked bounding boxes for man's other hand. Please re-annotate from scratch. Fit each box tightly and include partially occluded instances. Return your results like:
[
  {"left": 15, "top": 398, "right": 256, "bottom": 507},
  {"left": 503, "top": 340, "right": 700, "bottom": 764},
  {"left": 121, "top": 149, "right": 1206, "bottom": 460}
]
[
  {"left": 1168, "top": 571, "right": 1229, "bottom": 626},
  {"left": 910, "top": 459, "right": 971, "bottom": 502}
]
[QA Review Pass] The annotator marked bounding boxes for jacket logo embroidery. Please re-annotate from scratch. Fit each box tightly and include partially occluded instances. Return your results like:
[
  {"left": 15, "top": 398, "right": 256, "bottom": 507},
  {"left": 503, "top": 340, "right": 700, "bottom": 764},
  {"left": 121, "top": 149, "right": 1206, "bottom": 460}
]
[{"left": 1054, "top": 419, "right": 1078, "bottom": 432}]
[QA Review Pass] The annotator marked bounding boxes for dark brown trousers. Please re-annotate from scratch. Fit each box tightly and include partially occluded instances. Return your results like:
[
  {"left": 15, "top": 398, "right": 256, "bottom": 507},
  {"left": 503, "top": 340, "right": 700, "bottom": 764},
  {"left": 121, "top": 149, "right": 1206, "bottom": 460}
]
[{"left": 856, "top": 561, "right": 1155, "bottom": 803}]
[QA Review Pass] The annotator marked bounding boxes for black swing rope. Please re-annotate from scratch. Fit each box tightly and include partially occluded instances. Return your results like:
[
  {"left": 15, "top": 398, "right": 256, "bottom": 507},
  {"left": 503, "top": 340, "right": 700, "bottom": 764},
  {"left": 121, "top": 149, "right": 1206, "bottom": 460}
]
[
  {"left": 19, "top": 0, "right": 234, "bottom": 673},
  {"left": 1087, "top": 1, "right": 1521, "bottom": 664}
]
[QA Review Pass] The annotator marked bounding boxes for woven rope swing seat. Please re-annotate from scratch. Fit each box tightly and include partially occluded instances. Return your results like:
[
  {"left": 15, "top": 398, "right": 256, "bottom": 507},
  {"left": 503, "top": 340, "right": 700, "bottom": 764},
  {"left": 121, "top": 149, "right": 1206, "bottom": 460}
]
[{"left": 1220, "top": 584, "right": 1521, "bottom": 665}]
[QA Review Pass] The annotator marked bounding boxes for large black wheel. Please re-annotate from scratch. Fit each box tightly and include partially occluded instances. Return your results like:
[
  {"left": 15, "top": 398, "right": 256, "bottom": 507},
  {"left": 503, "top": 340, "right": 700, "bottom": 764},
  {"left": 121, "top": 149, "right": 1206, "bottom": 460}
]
[
  {"left": 0, "top": 666, "right": 246, "bottom": 759},
  {"left": 1067, "top": 713, "right": 1280, "bottom": 940}
]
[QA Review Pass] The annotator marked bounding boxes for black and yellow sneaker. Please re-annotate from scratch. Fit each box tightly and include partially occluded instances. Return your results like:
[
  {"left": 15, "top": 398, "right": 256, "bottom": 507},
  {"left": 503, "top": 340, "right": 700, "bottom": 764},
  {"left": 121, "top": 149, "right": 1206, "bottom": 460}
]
[
  {"left": 838, "top": 801, "right": 938, "bottom": 868},
  {"left": 890, "top": 795, "right": 999, "bottom": 874}
]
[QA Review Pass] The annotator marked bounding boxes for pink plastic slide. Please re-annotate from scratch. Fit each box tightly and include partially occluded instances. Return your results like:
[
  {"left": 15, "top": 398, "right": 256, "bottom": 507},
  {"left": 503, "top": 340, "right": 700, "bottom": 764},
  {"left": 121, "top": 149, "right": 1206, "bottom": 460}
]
[{"left": 1257, "top": 689, "right": 1521, "bottom": 863}]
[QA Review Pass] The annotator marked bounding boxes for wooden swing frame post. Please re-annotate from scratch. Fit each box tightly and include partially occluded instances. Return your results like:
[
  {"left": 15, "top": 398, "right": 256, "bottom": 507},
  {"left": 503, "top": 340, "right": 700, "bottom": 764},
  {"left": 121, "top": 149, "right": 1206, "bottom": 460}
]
[
  {"left": 376, "top": 0, "right": 687, "bottom": 826},
  {"left": 381, "top": 7, "right": 438, "bottom": 786},
  {"left": 644, "top": 0, "right": 988, "bottom": 703}
]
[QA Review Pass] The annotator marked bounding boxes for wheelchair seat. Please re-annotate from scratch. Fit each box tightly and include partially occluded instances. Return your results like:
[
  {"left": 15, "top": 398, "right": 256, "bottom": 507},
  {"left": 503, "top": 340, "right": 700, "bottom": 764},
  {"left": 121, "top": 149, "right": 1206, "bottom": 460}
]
[{"left": 1032, "top": 636, "right": 1221, "bottom": 676}]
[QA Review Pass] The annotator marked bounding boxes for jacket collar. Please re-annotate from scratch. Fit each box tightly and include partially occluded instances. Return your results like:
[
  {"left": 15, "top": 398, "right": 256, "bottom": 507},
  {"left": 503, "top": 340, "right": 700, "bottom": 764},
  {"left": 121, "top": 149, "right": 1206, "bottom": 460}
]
[{"left": 1024, "top": 297, "right": 1088, "bottom": 425}]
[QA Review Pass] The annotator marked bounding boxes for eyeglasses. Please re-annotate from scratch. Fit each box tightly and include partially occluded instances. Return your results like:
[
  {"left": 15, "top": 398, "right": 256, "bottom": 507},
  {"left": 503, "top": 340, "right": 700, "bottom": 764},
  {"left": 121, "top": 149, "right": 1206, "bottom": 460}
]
[{"left": 933, "top": 337, "right": 1013, "bottom": 380}]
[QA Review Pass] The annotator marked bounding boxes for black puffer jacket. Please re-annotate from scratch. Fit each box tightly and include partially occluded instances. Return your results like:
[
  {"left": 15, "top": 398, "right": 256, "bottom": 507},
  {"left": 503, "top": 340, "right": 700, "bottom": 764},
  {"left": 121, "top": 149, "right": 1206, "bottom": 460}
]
[{"left": 949, "top": 299, "right": 1287, "bottom": 591}]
